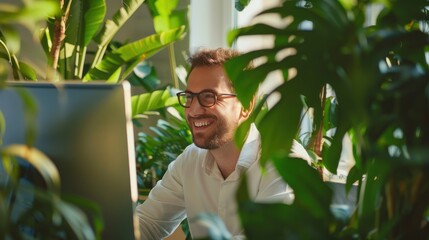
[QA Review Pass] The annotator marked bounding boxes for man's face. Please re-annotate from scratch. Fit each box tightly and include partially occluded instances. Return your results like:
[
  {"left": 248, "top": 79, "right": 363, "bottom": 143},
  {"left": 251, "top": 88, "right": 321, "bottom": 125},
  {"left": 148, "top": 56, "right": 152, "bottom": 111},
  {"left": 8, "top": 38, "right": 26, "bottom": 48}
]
[{"left": 185, "top": 65, "right": 244, "bottom": 149}]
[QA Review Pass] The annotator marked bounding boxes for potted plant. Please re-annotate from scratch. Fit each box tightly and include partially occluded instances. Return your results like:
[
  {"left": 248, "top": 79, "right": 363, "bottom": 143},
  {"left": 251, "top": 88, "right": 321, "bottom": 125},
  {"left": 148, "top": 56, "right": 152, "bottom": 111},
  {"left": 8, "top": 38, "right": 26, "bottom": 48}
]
[{"left": 226, "top": 0, "right": 429, "bottom": 238}]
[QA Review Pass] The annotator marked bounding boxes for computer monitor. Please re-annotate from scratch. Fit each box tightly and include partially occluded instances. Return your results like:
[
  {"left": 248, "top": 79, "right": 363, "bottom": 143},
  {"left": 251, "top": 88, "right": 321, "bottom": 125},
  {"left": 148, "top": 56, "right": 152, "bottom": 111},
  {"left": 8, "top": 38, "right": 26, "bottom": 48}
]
[{"left": 0, "top": 81, "right": 139, "bottom": 239}]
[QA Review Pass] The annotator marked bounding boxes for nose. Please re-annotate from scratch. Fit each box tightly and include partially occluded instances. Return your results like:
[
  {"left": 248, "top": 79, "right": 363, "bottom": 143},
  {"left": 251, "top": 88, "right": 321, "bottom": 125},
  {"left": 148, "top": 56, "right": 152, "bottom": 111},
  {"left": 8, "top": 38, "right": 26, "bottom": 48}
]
[{"left": 187, "top": 97, "right": 205, "bottom": 116}]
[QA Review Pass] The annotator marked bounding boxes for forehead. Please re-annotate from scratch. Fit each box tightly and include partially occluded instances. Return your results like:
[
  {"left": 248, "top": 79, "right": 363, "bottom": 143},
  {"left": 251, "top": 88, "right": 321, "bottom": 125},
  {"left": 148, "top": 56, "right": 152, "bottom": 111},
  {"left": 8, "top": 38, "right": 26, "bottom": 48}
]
[{"left": 186, "top": 65, "right": 233, "bottom": 92}]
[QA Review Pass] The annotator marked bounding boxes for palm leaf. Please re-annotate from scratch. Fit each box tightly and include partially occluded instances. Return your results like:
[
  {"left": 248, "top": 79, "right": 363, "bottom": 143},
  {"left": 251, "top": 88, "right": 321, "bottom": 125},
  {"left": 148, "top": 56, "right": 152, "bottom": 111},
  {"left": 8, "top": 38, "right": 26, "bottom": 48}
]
[
  {"left": 83, "top": 26, "right": 185, "bottom": 81},
  {"left": 131, "top": 88, "right": 178, "bottom": 117}
]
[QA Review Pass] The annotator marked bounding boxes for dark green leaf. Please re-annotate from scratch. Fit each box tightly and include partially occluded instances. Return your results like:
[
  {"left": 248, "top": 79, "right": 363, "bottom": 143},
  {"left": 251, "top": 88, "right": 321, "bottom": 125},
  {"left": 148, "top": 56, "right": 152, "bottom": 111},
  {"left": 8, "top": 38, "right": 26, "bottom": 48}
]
[
  {"left": 273, "top": 156, "right": 333, "bottom": 219},
  {"left": 258, "top": 86, "right": 302, "bottom": 165}
]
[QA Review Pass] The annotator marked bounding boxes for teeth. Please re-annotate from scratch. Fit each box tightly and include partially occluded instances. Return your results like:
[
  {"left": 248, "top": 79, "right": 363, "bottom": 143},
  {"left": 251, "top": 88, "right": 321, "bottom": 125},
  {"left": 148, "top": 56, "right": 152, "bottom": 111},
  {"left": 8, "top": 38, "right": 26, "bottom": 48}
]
[{"left": 194, "top": 121, "right": 209, "bottom": 127}]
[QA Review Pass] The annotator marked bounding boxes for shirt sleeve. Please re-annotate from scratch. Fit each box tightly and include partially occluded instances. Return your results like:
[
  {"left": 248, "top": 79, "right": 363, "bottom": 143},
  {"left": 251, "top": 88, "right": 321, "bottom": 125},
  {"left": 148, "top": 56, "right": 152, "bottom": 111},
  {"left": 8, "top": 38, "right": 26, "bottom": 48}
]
[{"left": 135, "top": 158, "right": 187, "bottom": 240}]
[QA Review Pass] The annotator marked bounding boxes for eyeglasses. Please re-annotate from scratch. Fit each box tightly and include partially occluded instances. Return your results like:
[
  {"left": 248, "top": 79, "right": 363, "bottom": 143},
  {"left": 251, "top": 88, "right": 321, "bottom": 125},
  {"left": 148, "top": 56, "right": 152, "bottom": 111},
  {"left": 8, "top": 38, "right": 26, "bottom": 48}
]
[{"left": 176, "top": 90, "right": 236, "bottom": 108}]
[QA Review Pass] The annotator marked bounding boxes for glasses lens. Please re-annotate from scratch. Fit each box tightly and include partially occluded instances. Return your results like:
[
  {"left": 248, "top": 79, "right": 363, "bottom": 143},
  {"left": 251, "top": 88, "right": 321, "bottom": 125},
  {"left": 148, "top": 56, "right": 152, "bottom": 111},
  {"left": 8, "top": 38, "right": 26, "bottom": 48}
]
[
  {"left": 178, "top": 93, "right": 192, "bottom": 107},
  {"left": 198, "top": 91, "right": 216, "bottom": 107}
]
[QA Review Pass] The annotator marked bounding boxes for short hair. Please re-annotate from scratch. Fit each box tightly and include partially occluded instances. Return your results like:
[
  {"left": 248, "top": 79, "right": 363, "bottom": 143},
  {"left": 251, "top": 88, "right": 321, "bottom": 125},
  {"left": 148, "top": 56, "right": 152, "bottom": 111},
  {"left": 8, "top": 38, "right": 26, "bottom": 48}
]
[
  {"left": 187, "top": 48, "right": 254, "bottom": 90},
  {"left": 188, "top": 48, "right": 241, "bottom": 69}
]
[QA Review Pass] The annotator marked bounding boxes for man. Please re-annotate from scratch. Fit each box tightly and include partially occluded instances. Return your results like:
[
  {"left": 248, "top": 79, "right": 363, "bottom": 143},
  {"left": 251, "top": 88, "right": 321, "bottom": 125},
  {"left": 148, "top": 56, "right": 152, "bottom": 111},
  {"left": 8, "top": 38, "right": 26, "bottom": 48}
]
[{"left": 136, "top": 48, "right": 309, "bottom": 239}]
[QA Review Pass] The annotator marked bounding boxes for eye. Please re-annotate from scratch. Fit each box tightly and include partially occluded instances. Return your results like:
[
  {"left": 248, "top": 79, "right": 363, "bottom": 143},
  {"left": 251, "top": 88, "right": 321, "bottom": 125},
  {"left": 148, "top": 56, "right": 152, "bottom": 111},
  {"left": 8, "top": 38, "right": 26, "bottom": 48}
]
[
  {"left": 185, "top": 94, "right": 193, "bottom": 100},
  {"left": 199, "top": 92, "right": 216, "bottom": 105}
]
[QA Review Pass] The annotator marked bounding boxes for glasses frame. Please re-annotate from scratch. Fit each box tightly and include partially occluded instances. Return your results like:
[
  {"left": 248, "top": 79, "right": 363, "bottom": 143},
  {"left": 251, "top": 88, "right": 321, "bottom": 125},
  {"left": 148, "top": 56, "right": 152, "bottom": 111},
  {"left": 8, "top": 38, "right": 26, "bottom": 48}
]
[{"left": 176, "top": 90, "right": 236, "bottom": 108}]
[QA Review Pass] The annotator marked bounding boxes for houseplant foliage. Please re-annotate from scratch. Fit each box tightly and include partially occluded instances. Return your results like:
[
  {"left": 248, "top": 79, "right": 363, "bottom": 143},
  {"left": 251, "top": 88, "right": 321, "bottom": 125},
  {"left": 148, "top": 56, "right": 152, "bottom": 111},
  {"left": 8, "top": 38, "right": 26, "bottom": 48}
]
[
  {"left": 0, "top": 0, "right": 188, "bottom": 117},
  {"left": 0, "top": 0, "right": 189, "bottom": 238},
  {"left": 226, "top": 0, "right": 429, "bottom": 239}
]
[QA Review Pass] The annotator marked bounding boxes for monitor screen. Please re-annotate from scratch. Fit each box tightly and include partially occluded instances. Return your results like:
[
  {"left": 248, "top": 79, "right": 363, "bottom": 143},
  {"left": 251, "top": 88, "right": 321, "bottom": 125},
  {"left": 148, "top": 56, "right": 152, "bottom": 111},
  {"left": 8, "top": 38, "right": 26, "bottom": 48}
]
[{"left": 0, "top": 81, "right": 139, "bottom": 239}]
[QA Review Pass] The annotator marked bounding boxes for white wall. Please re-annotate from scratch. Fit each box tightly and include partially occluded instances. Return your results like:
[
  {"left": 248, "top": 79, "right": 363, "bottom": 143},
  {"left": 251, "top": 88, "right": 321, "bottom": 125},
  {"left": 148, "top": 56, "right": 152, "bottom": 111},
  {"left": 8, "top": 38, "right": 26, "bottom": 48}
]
[{"left": 189, "top": 0, "right": 235, "bottom": 52}]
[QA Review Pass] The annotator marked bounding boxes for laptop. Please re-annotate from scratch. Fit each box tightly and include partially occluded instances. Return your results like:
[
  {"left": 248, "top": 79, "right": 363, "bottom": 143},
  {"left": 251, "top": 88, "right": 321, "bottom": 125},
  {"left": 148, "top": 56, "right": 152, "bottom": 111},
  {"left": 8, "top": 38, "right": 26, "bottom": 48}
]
[{"left": 0, "top": 81, "right": 140, "bottom": 239}]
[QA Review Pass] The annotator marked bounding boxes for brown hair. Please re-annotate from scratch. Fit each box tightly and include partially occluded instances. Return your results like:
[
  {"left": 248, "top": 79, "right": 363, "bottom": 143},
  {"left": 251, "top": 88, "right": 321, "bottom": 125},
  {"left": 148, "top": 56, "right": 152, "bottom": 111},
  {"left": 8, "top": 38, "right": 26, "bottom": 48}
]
[
  {"left": 188, "top": 48, "right": 241, "bottom": 70},
  {"left": 187, "top": 48, "right": 254, "bottom": 90}
]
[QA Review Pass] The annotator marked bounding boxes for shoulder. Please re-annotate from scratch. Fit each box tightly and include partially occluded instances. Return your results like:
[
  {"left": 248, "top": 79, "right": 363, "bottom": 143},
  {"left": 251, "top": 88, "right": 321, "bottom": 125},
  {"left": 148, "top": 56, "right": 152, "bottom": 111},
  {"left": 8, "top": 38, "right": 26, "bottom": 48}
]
[{"left": 172, "top": 143, "right": 209, "bottom": 168}]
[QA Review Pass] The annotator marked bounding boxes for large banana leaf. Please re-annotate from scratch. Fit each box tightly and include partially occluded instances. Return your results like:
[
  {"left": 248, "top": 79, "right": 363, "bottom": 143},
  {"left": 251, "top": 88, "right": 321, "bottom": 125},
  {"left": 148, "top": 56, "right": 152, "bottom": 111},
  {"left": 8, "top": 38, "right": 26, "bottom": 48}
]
[
  {"left": 66, "top": 0, "right": 106, "bottom": 47},
  {"left": 83, "top": 26, "right": 186, "bottom": 82}
]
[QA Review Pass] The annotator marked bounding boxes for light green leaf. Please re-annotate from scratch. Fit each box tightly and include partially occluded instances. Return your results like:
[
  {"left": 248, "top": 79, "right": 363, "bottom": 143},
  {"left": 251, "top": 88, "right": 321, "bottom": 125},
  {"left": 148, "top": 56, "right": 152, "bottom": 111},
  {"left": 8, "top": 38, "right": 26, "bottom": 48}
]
[
  {"left": 131, "top": 88, "right": 178, "bottom": 117},
  {"left": 153, "top": 8, "right": 188, "bottom": 33},
  {"left": 93, "top": 0, "right": 145, "bottom": 47},
  {"left": 0, "top": 25, "right": 20, "bottom": 55},
  {"left": 0, "top": 1, "right": 58, "bottom": 23},
  {"left": 154, "top": 0, "right": 179, "bottom": 16},
  {"left": 0, "top": 58, "right": 8, "bottom": 82},
  {"left": 84, "top": 26, "right": 185, "bottom": 81},
  {"left": 18, "top": 61, "right": 37, "bottom": 81}
]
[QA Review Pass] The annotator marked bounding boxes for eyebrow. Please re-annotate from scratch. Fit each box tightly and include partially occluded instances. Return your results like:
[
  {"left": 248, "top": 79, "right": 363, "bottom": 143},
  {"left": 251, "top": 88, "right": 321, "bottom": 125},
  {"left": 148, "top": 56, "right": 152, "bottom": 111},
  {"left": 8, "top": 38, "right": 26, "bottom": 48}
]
[{"left": 184, "top": 89, "right": 217, "bottom": 94}]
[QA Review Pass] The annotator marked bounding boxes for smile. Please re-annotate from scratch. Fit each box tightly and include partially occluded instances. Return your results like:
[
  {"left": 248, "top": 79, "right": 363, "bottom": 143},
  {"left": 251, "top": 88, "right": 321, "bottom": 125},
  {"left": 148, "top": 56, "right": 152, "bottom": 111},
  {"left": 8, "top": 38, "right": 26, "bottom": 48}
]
[{"left": 194, "top": 121, "right": 210, "bottom": 127}]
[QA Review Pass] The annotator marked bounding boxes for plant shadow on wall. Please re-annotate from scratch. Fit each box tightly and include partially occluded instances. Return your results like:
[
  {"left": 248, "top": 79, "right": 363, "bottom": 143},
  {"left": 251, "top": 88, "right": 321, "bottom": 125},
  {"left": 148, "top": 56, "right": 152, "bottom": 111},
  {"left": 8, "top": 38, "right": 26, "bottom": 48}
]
[
  {"left": 225, "top": 0, "right": 429, "bottom": 239},
  {"left": 0, "top": 0, "right": 190, "bottom": 238}
]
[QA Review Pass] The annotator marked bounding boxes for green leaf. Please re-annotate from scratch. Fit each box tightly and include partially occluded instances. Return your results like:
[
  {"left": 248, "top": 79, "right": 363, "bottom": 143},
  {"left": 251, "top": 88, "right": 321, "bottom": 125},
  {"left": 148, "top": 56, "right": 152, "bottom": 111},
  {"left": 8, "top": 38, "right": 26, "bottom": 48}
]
[
  {"left": 84, "top": 26, "right": 185, "bottom": 81},
  {"left": 358, "top": 160, "right": 392, "bottom": 235},
  {"left": 18, "top": 61, "right": 37, "bottom": 81},
  {"left": 61, "top": 194, "right": 104, "bottom": 239},
  {"left": 258, "top": 82, "right": 303, "bottom": 166},
  {"left": 272, "top": 156, "right": 333, "bottom": 219},
  {"left": 55, "top": 199, "right": 97, "bottom": 239},
  {"left": 324, "top": 119, "right": 349, "bottom": 174},
  {"left": 67, "top": 0, "right": 106, "bottom": 47},
  {"left": 16, "top": 88, "right": 38, "bottom": 145},
  {"left": 0, "top": 58, "right": 8, "bottom": 82},
  {"left": 147, "top": 0, "right": 179, "bottom": 16},
  {"left": 93, "top": 0, "right": 146, "bottom": 47},
  {"left": 235, "top": 0, "right": 252, "bottom": 12},
  {"left": 1, "top": 145, "right": 61, "bottom": 194},
  {"left": 234, "top": 95, "right": 268, "bottom": 149},
  {"left": 131, "top": 88, "right": 178, "bottom": 117},
  {"left": 153, "top": 8, "right": 188, "bottom": 33},
  {"left": 345, "top": 165, "right": 361, "bottom": 193},
  {"left": 228, "top": 23, "right": 284, "bottom": 46},
  {"left": 236, "top": 175, "right": 332, "bottom": 239},
  {"left": 0, "top": 25, "right": 20, "bottom": 55},
  {"left": 0, "top": 111, "right": 4, "bottom": 145},
  {"left": 0, "top": 1, "right": 59, "bottom": 25}
]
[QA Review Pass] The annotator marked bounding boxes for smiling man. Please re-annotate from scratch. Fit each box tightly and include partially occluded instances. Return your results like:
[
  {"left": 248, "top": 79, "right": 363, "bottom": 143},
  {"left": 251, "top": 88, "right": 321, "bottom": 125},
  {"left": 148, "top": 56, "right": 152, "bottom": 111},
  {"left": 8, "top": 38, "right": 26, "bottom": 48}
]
[{"left": 136, "top": 48, "right": 308, "bottom": 239}]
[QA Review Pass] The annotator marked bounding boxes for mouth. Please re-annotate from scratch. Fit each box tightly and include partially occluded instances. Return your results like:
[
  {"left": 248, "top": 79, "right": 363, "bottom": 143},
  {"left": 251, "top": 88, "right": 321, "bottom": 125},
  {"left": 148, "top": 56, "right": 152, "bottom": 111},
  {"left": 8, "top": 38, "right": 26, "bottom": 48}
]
[
  {"left": 193, "top": 120, "right": 210, "bottom": 127},
  {"left": 189, "top": 116, "right": 215, "bottom": 130}
]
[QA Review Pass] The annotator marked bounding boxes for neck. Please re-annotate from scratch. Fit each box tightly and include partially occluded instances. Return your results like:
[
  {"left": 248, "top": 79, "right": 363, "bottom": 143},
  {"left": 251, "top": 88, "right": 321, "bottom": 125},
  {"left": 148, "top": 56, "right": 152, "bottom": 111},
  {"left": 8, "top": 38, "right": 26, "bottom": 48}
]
[{"left": 210, "top": 141, "right": 241, "bottom": 179}]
